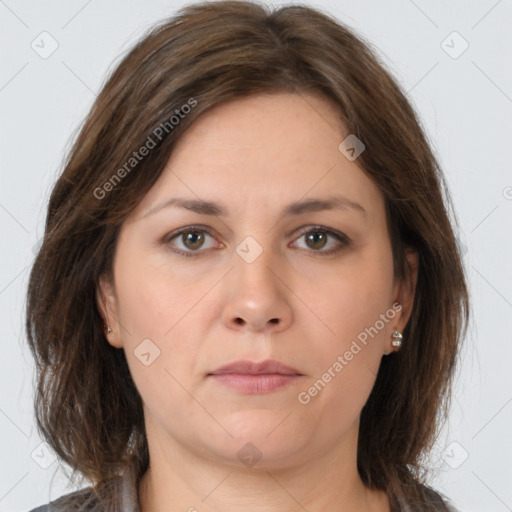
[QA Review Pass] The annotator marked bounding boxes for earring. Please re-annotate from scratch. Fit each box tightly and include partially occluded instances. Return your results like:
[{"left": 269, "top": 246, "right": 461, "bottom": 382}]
[
  {"left": 104, "top": 324, "right": 112, "bottom": 334},
  {"left": 391, "top": 328, "right": 403, "bottom": 351}
]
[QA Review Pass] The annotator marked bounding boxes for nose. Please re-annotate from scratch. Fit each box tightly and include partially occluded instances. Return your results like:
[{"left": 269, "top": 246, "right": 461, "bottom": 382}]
[{"left": 221, "top": 244, "right": 293, "bottom": 334}]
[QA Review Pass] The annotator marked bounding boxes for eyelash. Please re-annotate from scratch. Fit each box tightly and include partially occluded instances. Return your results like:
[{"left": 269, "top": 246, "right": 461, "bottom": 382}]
[{"left": 162, "top": 224, "right": 351, "bottom": 258}]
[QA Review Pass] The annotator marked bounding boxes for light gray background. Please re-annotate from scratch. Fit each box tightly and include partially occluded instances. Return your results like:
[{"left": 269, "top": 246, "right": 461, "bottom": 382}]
[{"left": 1, "top": 1, "right": 511, "bottom": 511}]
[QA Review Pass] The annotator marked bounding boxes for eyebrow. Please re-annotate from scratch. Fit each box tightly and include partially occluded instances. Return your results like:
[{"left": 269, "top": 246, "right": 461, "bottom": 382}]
[{"left": 139, "top": 194, "right": 367, "bottom": 220}]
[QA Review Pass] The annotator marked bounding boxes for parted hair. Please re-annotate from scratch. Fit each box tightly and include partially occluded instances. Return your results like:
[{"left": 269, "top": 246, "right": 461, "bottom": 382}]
[{"left": 25, "top": 1, "right": 469, "bottom": 510}]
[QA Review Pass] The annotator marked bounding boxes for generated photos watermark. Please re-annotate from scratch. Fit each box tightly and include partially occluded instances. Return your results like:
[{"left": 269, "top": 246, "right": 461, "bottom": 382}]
[
  {"left": 93, "top": 97, "right": 198, "bottom": 200},
  {"left": 297, "top": 302, "right": 402, "bottom": 405}
]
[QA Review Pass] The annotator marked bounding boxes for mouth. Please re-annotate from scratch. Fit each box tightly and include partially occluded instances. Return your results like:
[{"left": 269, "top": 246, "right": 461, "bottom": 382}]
[{"left": 207, "top": 359, "right": 304, "bottom": 394}]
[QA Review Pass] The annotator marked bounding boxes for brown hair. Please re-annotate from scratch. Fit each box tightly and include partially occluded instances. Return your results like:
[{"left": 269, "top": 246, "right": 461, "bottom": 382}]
[{"left": 25, "top": 1, "right": 469, "bottom": 510}]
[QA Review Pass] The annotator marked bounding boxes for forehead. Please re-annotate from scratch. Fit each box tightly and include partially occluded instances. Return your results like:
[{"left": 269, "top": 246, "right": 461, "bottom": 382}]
[{"left": 128, "top": 91, "right": 383, "bottom": 223}]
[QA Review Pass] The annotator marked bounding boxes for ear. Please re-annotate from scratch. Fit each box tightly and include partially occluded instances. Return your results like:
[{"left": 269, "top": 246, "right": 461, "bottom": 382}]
[
  {"left": 96, "top": 273, "right": 123, "bottom": 349},
  {"left": 386, "top": 247, "right": 419, "bottom": 354}
]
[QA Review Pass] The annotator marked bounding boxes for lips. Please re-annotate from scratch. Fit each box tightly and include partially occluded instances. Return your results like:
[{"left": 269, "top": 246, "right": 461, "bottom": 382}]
[
  {"left": 208, "top": 359, "right": 302, "bottom": 376},
  {"left": 207, "top": 359, "right": 303, "bottom": 394}
]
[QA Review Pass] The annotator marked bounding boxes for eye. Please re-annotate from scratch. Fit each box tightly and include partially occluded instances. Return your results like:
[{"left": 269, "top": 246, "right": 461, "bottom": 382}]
[
  {"left": 162, "top": 225, "right": 350, "bottom": 258},
  {"left": 163, "top": 225, "right": 221, "bottom": 257},
  {"left": 291, "top": 226, "right": 350, "bottom": 254}
]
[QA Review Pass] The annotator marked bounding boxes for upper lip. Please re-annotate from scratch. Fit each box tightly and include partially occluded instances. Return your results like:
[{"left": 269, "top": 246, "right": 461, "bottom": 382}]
[{"left": 208, "top": 359, "right": 302, "bottom": 376}]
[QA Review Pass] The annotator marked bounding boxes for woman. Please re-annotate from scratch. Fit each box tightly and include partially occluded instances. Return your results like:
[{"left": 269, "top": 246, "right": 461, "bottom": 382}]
[{"left": 25, "top": 1, "right": 469, "bottom": 510}]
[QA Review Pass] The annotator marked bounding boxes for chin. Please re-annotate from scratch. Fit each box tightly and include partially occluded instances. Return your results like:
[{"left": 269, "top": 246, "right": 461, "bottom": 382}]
[{"left": 197, "top": 420, "right": 308, "bottom": 468}]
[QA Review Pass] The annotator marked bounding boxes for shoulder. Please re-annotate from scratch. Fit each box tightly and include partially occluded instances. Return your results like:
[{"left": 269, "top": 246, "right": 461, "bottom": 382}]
[
  {"left": 413, "top": 482, "right": 461, "bottom": 512},
  {"left": 432, "top": 490, "right": 461, "bottom": 512},
  {"left": 27, "top": 458, "right": 142, "bottom": 512},
  {"left": 26, "top": 486, "right": 101, "bottom": 512}
]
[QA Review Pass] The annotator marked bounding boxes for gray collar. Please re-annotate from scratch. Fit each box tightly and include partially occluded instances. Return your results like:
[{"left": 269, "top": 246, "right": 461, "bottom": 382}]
[{"left": 120, "top": 459, "right": 141, "bottom": 512}]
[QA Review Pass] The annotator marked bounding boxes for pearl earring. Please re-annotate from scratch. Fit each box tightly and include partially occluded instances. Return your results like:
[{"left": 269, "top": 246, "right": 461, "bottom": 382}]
[{"left": 391, "top": 328, "right": 403, "bottom": 351}]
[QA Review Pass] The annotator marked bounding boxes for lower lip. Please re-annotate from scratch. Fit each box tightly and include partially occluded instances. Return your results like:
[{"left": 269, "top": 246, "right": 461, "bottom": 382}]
[{"left": 208, "top": 373, "right": 302, "bottom": 393}]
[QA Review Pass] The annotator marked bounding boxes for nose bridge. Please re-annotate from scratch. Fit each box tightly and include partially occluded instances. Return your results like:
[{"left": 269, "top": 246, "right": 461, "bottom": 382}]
[
  {"left": 221, "top": 231, "right": 292, "bottom": 332},
  {"left": 234, "top": 232, "right": 281, "bottom": 297}
]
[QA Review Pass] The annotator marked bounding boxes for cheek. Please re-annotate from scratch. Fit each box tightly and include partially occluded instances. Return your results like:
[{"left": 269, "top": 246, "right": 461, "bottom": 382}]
[
  {"left": 297, "top": 245, "right": 395, "bottom": 415},
  {"left": 114, "top": 264, "right": 204, "bottom": 423},
  {"left": 114, "top": 239, "right": 195, "bottom": 333},
  {"left": 312, "top": 248, "right": 394, "bottom": 344},
  {"left": 298, "top": 266, "right": 393, "bottom": 426},
  {"left": 111, "top": 252, "right": 201, "bottom": 397}
]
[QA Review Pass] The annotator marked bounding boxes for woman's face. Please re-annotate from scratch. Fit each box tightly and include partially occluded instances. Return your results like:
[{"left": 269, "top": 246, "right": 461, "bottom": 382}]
[{"left": 98, "top": 91, "right": 416, "bottom": 468}]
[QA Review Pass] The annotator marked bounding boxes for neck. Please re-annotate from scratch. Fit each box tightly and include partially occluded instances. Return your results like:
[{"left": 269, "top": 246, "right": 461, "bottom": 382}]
[{"left": 137, "top": 420, "right": 390, "bottom": 512}]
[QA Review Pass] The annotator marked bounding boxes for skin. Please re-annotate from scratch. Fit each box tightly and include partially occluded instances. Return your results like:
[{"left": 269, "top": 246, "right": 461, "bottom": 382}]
[{"left": 97, "top": 91, "right": 418, "bottom": 512}]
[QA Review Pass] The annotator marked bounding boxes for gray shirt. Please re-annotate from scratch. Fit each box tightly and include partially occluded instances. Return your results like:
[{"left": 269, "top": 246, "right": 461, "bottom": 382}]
[{"left": 27, "top": 460, "right": 139, "bottom": 512}]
